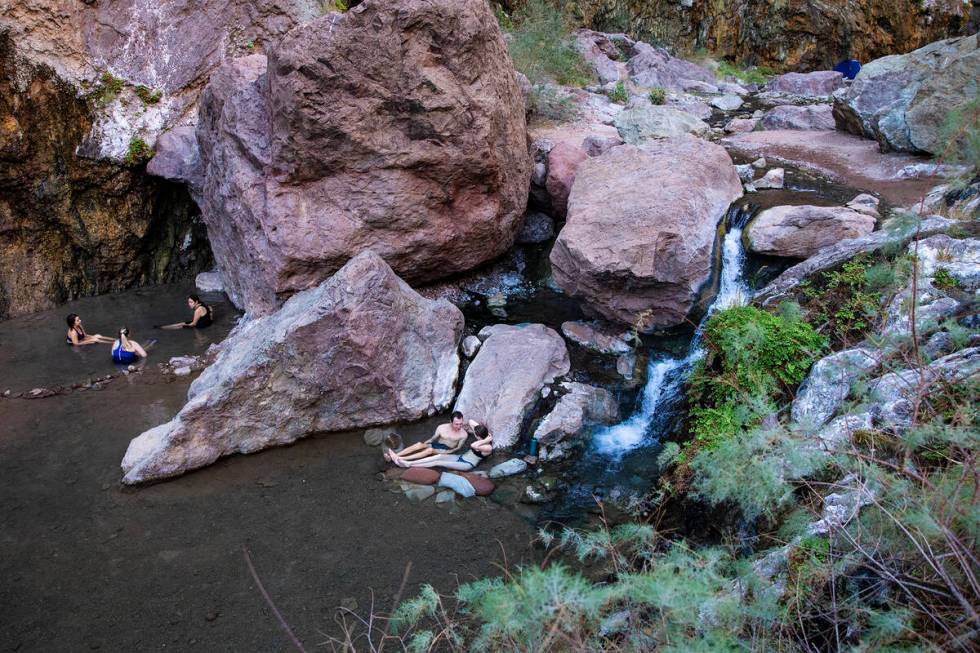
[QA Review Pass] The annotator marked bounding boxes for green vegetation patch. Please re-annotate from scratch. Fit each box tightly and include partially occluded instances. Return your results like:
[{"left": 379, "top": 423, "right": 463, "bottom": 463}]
[
  {"left": 648, "top": 86, "right": 666, "bottom": 105},
  {"left": 124, "top": 137, "right": 152, "bottom": 166},
  {"left": 89, "top": 71, "right": 125, "bottom": 108},
  {"left": 134, "top": 85, "right": 163, "bottom": 105},
  {"left": 501, "top": 0, "right": 593, "bottom": 87},
  {"left": 716, "top": 59, "right": 776, "bottom": 86},
  {"left": 607, "top": 80, "right": 628, "bottom": 104}
]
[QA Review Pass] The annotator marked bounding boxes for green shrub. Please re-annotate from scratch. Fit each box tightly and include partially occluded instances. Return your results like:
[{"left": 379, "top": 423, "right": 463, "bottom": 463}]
[
  {"left": 607, "top": 80, "right": 628, "bottom": 104},
  {"left": 527, "top": 84, "right": 578, "bottom": 122},
  {"left": 133, "top": 85, "right": 162, "bottom": 105},
  {"left": 932, "top": 266, "right": 961, "bottom": 291},
  {"left": 124, "top": 137, "right": 152, "bottom": 166},
  {"left": 715, "top": 60, "right": 775, "bottom": 86},
  {"left": 938, "top": 95, "right": 980, "bottom": 177},
  {"left": 89, "top": 71, "right": 124, "bottom": 108},
  {"left": 503, "top": 0, "right": 592, "bottom": 87},
  {"left": 648, "top": 86, "right": 666, "bottom": 105}
]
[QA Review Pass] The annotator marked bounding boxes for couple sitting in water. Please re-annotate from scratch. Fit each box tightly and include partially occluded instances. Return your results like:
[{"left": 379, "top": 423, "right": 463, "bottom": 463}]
[
  {"left": 385, "top": 411, "right": 493, "bottom": 471},
  {"left": 65, "top": 295, "right": 214, "bottom": 363}
]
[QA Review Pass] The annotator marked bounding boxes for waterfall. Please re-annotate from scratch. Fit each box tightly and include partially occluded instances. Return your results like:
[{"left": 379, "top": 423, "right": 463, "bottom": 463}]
[{"left": 593, "top": 203, "right": 754, "bottom": 456}]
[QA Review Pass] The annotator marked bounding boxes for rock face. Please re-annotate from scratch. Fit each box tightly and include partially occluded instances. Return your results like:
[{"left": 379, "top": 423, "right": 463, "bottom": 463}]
[
  {"left": 0, "top": 32, "right": 211, "bottom": 320},
  {"left": 532, "top": 382, "right": 619, "bottom": 445},
  {"left": 575, "top": 1, "right": 974, "bottom": 71},
  {"left": 614, "top": 102, "right": 710, "bottom": 143},
  {"left": 120, "top": 252, "right": 463, "bottom": 484},
  {"left": 760, "top": 105, "right": 835, "bottom": 131},
  {"left": 766, "top": 71, "right": 844, "bottom": 98},
  {"left": 551, "top": 139, "right": 743, "bottom": 332},
  {"left": 574, "top": 30, "right": 629, "bottom": 85},
  {"left": 627, "top": 42, "right": 716, "bottom": 91},
  {"left": 561, "top": 321, "right": 634, "bottom": 355},
  {"left": 833, "top": 34, "right": 980, "bottom": 155},
  {"left": 747, "top": 205, "right": 877, "bottom": 258},
  {"left": 792, "top": 348, "right": 880, "bottom": 430},
  {"left": 197, "top": 0, "right": 531, "bottom": 315},
  {"left": 454, "top": 324, "right": 570, "bottom": 448}
]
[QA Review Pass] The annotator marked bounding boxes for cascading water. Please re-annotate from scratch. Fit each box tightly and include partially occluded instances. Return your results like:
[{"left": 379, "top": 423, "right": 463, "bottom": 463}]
[{"left": 593, "top": 203, "right": 754, "bottom": 457}]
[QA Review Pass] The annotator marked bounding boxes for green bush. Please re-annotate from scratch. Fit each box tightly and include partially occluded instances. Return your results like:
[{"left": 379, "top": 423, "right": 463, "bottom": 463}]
[
  {"left": 503, "top": 0, "right": 593, "bottom": 87},
  {"left": 932, "top": 266, "right": 961, "bottom": 291},
  {"left": 715, "top": 60, "right": 775, "bottom": 86},
  {"left": 124, "top": 137, "right": 152, "bottom": 166},
  {"left": 89, "top": 71, "right": 125, "bottom": 108},
  {"left": 648, "top": 86, "right": 666, "bottom": 105},
  {"left": 134, "top": 85, "right": 162, "bottom": 105},
  {"left": 527, "top": 84, "right": 578, "bottom": 122},
  {"left": 607, "top": 80, "right": 628, "bottom": 104},
  {"left": 938, "top": 95, "right": 980, "bottom": 177}
]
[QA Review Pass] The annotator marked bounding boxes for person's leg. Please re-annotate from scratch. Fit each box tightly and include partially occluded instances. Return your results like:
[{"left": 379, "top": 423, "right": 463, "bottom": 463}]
[
  {"left": 398, "top": 447, "right": 436, "bottom": 461},
  {"left": 396, "top": 441, "right": 428, "bottom": 456},
  {"left": 390, "top": 451, "right": 473, "bottom": 471}
]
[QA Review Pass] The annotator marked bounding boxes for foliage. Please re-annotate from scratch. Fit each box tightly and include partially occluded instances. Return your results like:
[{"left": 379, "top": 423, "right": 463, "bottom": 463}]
[
  {"left": 319, "top": 0, "right": 347, "bottom": 13},
  {"left": 134, "top": 85, "right": 162, "bottom": 105},
  {"left": 89, "top": 71, "right": 125, "bottom": 108},
  {"left": 715, "top": 59, "right": 775, "bottom": 86},
  {"left": 123, "top": 137, "right": 152, "bottom": 166},
  {"left": 798, "top": 254, "right": 909, "bottom": 347},
  {"left": 502, "top": 0, "right": 593, "bottom": 87},
  {"left": 527, "top": 84, "right": 579, "bottom": 122},
  {"left": 937, "top": 95, "right": 980, "bottom": 178},
  {"left": 648, "top": 86, "right": 666, "bottom": 105},
  {"left": 607, "top": 80, "right": 628, "bottom": 104},
  {"left": 932, "top": 266, "right": 961, "bottom": 291}
]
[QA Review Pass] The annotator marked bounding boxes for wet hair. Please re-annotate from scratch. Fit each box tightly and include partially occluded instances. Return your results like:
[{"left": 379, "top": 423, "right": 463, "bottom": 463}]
[
  {"left": 384, "top": 433, "right": 403, "bottom": 451},
  {"left": 66, "top": 313, "right": 79, "bottom": 328},
  {"left": 473, "top": 424, "right": 489, "bottom": 439},
  {"left": 119, "top": 327, "right": 129, "bottom": 339},
  {"left": 189, "top": 294, "right": 212, "bottom": 316},
  {"left": 451, "top": 410, "right": 464, "bottom": 421}
]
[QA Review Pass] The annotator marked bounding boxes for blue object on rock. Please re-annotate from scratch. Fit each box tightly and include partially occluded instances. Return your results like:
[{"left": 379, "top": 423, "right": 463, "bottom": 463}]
[{"left": 833, "top": 59, "right": 861, "bottom": 80}]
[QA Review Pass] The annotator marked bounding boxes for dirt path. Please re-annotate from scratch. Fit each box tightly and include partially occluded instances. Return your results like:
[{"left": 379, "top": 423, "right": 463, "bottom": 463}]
[{"left": 0, "top": 374, "right": 535, "bottom": 652}]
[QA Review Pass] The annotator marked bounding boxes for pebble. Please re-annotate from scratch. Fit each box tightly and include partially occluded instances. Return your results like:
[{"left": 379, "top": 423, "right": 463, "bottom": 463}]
[
  {"left": 489, "top": 458, "right": 528, "bottom": 478},
  {"left": 173, "top": 366, "right": 192, "bottom": 377},
  {"left": 435, "top": 490, "right": 456, "bottom": 504},
  {"left": 400, "top": 483, "right": 436, "bottom": 502},
  {"left": 752, "top": 156, "right": 767, "bottom": 168}
]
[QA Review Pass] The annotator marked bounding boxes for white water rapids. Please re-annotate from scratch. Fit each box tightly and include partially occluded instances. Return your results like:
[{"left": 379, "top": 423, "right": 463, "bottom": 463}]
[{"left": 593, "top": 205, "right": 753, "bottom": 456}]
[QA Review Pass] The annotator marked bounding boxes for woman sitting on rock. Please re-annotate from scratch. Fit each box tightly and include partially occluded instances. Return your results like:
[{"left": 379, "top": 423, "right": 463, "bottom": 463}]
[
  {"left": 65, "top": 313, "right": 114, "bottom": 346},
  {"left": 111, "top": 327, "right": 148, "bottom": 364},
  {"left": 158, "top": 294, "right": 214, "bottom": 329},
  {"left": 387, "top": 423, "right": 493, "bottom": 472}
]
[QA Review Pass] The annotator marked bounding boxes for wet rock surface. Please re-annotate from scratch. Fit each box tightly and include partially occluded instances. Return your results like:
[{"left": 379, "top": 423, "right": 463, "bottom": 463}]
[
  {"left": 532, "top": 382, "right": 619, "bottom": 446},
  {"left": 551, "top": 138, "right": 742, "bottom": 331},
  {"left": 197, "top": 0, "right": 531, "bottom": 315},
  {"left": 759, "top": 105, "right": 835, "bottom": 131},
  {"left": 121, "top": 252, "right": 463, "bottom": 484}
]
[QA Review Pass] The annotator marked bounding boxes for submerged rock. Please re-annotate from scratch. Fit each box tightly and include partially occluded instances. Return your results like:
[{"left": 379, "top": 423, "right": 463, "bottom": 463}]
[
  {"left": 197, "top": 0, "right": 531, "bottom": 315},
  {"left": 747, "top": 204, "right": 876, "bottom": 258},
  {"left": 454, "top": 324, "right": 570, "bottom": 448},
  {"left": 515, "top": 212, "right": 555, "bottom": 244},
  {"left": 833, "top": 34, "right": 979, "bottom": 154},
  {"left": 121, "top": 252, "right": 463, "bottom": 484},
  {"left": 551, "top": 138, "right": 742, "bottom": 331}
]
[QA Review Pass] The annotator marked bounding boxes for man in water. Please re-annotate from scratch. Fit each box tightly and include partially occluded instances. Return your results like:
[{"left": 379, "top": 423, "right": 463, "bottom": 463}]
[{"left": 393, "top": 411, "right": 469, "bottom": 461}]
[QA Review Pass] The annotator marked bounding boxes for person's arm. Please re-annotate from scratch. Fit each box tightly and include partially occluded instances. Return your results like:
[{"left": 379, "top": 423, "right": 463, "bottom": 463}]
[
  {"left": 184, "top": 306, "right": 206, "bottom": 328},
  {"left": 448, "top": 433, "right": 467, "bottom": 452}
]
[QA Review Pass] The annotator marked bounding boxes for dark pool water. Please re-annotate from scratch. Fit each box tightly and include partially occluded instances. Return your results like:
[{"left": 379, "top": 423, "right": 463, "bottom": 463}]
[{"left": 0, "top": 282, "right": 240, "bottom": 394}]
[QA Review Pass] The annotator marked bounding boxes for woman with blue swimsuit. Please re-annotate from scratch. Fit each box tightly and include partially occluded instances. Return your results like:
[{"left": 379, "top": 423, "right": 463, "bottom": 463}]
[
  {"left": 388, "top": 422, "right": 493, "bottom": 472},
  {"left": 111, "top": 327, "right": 148, "bottom": 364}
]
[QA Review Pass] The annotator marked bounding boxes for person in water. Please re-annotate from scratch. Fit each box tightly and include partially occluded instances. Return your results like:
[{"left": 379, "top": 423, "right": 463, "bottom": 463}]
[
  {"left": 387, "top": 422, "right": 493, "bottom": 472},
  {"left": 65, "top": 314, "right": 114, "bottom": 346},
  {"left": 158, "top": 294, "right": 214, "bottom": 329},
  {"left": 111, "top": 327, "right": 148, "bottom": 364},
  {"left": 395, "top": 411, "right": 469, "bottom": 461}
]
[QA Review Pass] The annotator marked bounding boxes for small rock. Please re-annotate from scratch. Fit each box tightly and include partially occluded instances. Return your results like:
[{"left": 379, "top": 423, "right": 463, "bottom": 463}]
[
  {"left": 461, "top": 335, "right": 482, "bottom": 358},
  {"left": 710, "top": 94, "right": 743, "bottom": 111},
  {"left": 205, "top": 611, "right": 220, "bottom": 622},
  {"left": 127, "top": 365, "right": 137, "bottom": 372},
  {"left": 616, "top": 353, "right": 636, "bottom": 380},
  {"left": 489, "top": 458, "right": 528, "bottom": 479},
  {"left": 845, "top": 194, "right": 881, "bottom": 218},
  {"left": 195, "top": 271, "right": 224, "bottom": 293},
  {"left": 734, "top": 164, "right": 755, "bottom": 183},
  {"left": 173, "top": 366, "right": 192, "bottom": 377},
  {"left": 743, "top": 182, "right": 757, "bottom": 193},
  {"left": 435, "top": 490, "right": 456, "bottom": 504},
  {"left": 754, "top": 168, "right": 784, "bottom": 189},
  {"left": 400, "top": 483, "right": 436, "bottom": 502},
  {"left": 521, "top": 484, "right": 555, "bottom": 504},
  {"left": 540, "top": 386, "right": 551, "bottom": 399},
  {"left": 363, "top": 428, "right": 388, "bottom": 447},
  {"left": 752, "top": 157, "right": 767, "bottom": 168},
  {"left": 515, "top": 211, "right": 555, "bottom": 244},
  {"left": 723, "top": 117, "right": 756, "bottom": 134}
]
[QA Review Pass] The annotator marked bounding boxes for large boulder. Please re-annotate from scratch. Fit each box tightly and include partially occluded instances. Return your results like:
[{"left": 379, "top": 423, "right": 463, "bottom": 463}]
[
  {"left": 833, "top": 34, "right": 979, "bottom": 154},
  {"left": 747, "top": 205, "right": 877, "bottom": 258},
  {"left": 766, "top": 71, "right": 844, "bottom": 98},
  {"left": 614, "top": 102, "right": 710, "bottom": 143},
  {"left": 120, "top": 251, "right": 463, "bottom": 484},
  {"left": 759, "top": 105, "right": 836, "bottom": 131},
  {"left": 550, "top": 138, "right": 743, "bottom": 331},
  {"left": 573, "top": 30, "right": 629, "bottom": 85},
  {"left": 546, "top": 143, "right": 588, "bottom": 217},
  {"left": 627, "top": 43, "right": 716, "bottom": 91},
  {"left": 792, "top": 349, "right": 880, "bottom": 430},
  {"left": 197, "top": 0, "right": 531, "bottom": 315},
  {"left": 454, "top": 324, "right": 570, "bottom": 448}
]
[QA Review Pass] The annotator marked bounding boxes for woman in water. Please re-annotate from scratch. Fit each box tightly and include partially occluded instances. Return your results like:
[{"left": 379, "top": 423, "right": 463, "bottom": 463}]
[
  {"left": 387, "top": 422, "right": 493, "bottom": 472},
  {"left": 65, "top": 314, "right": 114, "bottom": 346},
  {"left": 111, "top": 327, "right": 148, "bottom": 364},
  {"left": 158, "top": 294, "right": 214, "bottom": 330}
]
